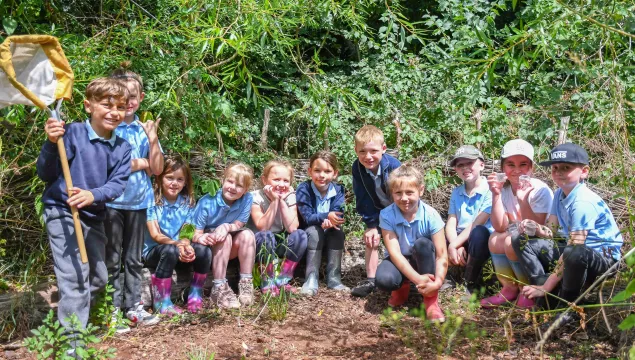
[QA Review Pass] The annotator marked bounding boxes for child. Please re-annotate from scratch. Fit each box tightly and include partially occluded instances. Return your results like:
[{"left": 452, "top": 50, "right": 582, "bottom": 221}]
[
  {"left": 445, "top": 145, "right": 493, "bottom": 293},
  {"left": 37, "top": 78, "right": 132, "bottom": 347},
  {"left": 105, "top": 63, "right": 163, "bottom": 329},
  {"left": 296, "top": 151, "right": 349, "bottom": 296},
  {"left": 518, "top": 143, "right": 622, "bottom": 327},
  {"left": 248, "top": 160, "right": 308, "bottom": 295},
  {"left": 375, "top": 166, "right": 447, "bottom": 322},
  {"left": 143, "top": 156, "right": 212, "bottom": 314},
  {"left": 481, "top": 139, "right": 554, "bottom": 309},
  {"left": 351, "top": 125, "right": 401, "bottom": 297},
  {"left": 191, "top": 163, "right": 256, "bottom": 308}
]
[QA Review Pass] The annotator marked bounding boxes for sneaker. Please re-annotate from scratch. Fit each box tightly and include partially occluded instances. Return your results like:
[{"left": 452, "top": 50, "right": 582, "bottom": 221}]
[
  {"left": 110, "top": 308, "right": 131, "bottom": 334},
  {"left": 440, "top": 277, "right": 456, "bottom": 291},
  {"left": 351, "top": 279, "right": 375, "bottom": 297},
  {"left": 238, "top": 278, "right": 255, "bottom": 306},
  {"left": 126, "top": 303, "right": 160, "bottom": 326},
  {"left": 210, "top": 282, "right": 241, "bottom": 309}
]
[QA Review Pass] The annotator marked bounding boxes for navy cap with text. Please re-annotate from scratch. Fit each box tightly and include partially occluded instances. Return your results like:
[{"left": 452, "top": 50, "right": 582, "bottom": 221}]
[{"left": 539, "top": 143, "right": 589, "bottom": 166}]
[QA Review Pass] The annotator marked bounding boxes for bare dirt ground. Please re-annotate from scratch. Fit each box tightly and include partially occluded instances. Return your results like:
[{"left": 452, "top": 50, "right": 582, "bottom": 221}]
[{"left": 3, "top": 282, "right": 621, "bottom": 360}]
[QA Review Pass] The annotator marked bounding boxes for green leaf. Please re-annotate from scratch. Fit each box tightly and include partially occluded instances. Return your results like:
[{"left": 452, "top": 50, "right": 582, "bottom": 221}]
[
  {"left": 619, "top": 314, "right": 635, "bottom": 331},
  {"left": 2, "top": 17, "right": 17, "bottom": 35},
  {"left": 611, "top": 279, "right": 635, "bottom": 303}
]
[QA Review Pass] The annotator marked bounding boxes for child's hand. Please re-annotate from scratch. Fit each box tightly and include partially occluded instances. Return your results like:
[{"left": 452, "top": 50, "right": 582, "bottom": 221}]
[
  {"left": 44, "top": 118, "right": 65, "bottom": 143},
  {"left": 521, "top": 284, "right": 546, "bottom": 299},
  {"left": 140, "top": 118, "right": 161, "bottom": 143},
  {"left": 448, "top": 245, "right": 460, "bottom": 266},
  {"left": 487, "top": 173, "right": 504, "bottom": 195},
  {"left": 263, "top": 185, "right": 280, "bottom": 201},
  {"left": 327, "top": 212, "right": 345, "bottom": 229},
  {"left": 516, "top": 182, "right": 534, "bottom": 202},
  {"left": 178, "top": 243, "right": 195, "bottom": 262},
  {"left": 196, "top": 233, "right": 214, "bottom": 246},
  {"left": 415, "top": 274, "right": 440, "bottom": 296},
  {"left": 67, "top": 187, "right": 94, "bottom": 208},
  {"left": 213, "top": 224, "right": 230, "bottom": 241},
  {"left": 364, "top": 227, "right": 380, "bottom": 248},
  {"left": 321, "top": 219, "right": 334, "bottom": 229}
]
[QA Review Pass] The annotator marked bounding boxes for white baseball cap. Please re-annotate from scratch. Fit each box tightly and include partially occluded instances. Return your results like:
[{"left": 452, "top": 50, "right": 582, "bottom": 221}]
[{"left": 501, "top": 139, "right": 534, "bottom": 162}]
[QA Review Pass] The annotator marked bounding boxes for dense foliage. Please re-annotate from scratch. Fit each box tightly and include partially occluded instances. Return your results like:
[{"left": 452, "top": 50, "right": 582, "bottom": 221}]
[{"left": 0, "top": 0, "right": 634, "bottom": 340}]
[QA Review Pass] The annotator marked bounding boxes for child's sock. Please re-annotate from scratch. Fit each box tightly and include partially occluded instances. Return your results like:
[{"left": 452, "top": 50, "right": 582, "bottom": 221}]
[
  {"left": 509, "top": 260, "right": 530, "bottom": 286},
  {"left": 213, "top": 279, "right": 226, "bottom": 289},
  {"left": 490, "top": 253, "right": 516, "bottom": 284},
  {"left": 240, "top": 273, "right": 253, "bottom": 280}
]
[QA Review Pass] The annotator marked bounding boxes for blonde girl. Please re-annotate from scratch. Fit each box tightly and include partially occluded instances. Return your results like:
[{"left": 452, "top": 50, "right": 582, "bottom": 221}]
[
  {"left": 248, "top": 160, "right": 308, "bottom": 295},
  {"left": 191, "top": 163, "right": 256, "bottom": 309}
]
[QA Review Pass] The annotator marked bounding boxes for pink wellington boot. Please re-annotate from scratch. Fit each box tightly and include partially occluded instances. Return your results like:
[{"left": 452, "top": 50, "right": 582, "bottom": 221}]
[{"left": 480, "top": 286, "right": 518, "bottom": 309}]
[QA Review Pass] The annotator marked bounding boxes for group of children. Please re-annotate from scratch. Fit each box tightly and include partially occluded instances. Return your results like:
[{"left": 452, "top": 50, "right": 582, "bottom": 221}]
[{"left": 38, "top": 68, "right": 623, "bottom": 350}]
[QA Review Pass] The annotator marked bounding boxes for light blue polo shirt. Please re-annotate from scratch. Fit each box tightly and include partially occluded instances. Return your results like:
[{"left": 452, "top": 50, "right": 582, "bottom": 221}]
[
  {"left": 84, "top": 119, "right": 117, "bottom": 146},
  {"left": 143, "top": 195, "right": 194, "bottom": 257},
  {"left": 448, "top": 177, "right": 493, "bottom": 233},
  {"left": 108, "top": 115, "right": 163, "bottom": 210},
  {"left": 192, "top": 190, "right": 253, "bottom": 232},
  {"left": 311, "top": 181, "right": 337, "bottom": 213},
  {"left": 379, "top": 201, "right": 445, "bottom": 257},
  {"left": 365, "top": 167, "right": 391, "bottom": 207},
  {"left": 552, "top": 183, "right": 622, "bottom": 261}
]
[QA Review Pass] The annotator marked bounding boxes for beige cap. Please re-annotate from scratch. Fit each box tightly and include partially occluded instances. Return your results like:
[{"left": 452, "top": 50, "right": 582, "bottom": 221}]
[{"left": 501, "top": 139, "right": 534, "bottom": 161}]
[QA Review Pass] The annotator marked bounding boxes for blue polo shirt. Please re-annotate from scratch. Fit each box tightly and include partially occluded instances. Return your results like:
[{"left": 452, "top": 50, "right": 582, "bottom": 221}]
[
  {"left": 379, "top": 201, "right": 445, "bottom": 257},
  {"left": 311, "top": 182, "right": 337, "bottom": 213},
  {"left": 143, "top": 195, "right": 195, "bottom": 257},
  {"left": 192, "top": 190, "right": 253, "bottom": 232},
  {"left": 552, "top": 183, "right": 622, "bottom": 261},
  {"left": 448, "top": 178, "right": 493, "bottom": 233},
  {"left": 108, "top": 116, "right": 163, "bottom": 210}
]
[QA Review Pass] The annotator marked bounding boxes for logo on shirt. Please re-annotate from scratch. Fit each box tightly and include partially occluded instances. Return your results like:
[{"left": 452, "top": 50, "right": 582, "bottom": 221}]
[{"left": 551, "top": 151, "right": 567, "bottom": 160}]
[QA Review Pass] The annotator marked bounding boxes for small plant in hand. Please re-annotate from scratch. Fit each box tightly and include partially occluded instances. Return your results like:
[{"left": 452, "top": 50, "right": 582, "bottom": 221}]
[{"left": 23, "top": 311, "right": 116, "bottom": 360}]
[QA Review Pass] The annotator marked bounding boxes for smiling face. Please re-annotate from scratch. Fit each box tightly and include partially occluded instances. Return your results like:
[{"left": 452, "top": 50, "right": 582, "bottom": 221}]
[
  {"left": 308, "top": 158, "right": 338, "bottom": 193},
  {"left": 84, "top": 97, "right": 127, "bottom": 138},
  {"left": 263, "top": 165, "right": 292, "bottom": 196},
  {"left": 355, "top": 141, "right": 386, "bottom": 173},
  {"left": 222, "top": 175, "right": 248, "bottom": 204},
  {"left": 453, "top": 158, "right": 484, "bottom": 183},
  {"left": 391, "top": 179, "right": 422, "bottom": 216},
  {"left": 161, "top": 168, "right": 186, "bottom": 202},
  {"left": 124, "top": 80, "right": 144, "bottom": 119},
  {"left": 551, "top": 163, "right": 588, "bottom": 192},
  {"left": 502, "top": 155, "right": 533, "bottom": 186}
]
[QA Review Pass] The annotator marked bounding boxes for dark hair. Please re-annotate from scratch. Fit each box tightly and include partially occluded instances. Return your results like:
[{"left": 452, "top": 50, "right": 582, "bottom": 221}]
[
  {"left": 110, "top": 60, "right": 144, "bottom": 92},
  {"left": 309, "top": 150, "right": 339, "bottom": 172},
  {"left": 154, "top": 155, "right": 195, "bottom": 207}
]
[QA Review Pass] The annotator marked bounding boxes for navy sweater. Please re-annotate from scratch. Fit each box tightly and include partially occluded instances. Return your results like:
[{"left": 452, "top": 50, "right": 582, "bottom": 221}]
[
  {"left": 37, "top": 121, "right": 132, "bottom": 221},
  {"left": 351, "top": 153, "right": 401, "bottom": 229},
  {"left": 296, "top": 180, "right": 346, "bottom": 229}
]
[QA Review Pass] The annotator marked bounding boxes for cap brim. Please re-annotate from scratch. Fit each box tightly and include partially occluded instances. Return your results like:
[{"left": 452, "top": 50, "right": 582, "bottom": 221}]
[
  {"left": 539, "top": 159, "right": 588, "bottom": 167},
  {"left": 449, "top": 155, "right": 484, "bottom": 167}
]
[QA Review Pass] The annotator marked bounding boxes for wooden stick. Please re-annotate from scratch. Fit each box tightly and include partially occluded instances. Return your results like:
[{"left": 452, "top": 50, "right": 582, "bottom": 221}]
[
  {"left": 260, "top": 109, "right": 270, "bottom": 151},
  {"left": 56, "top": 137, "right": 88, "bottom": 263}
]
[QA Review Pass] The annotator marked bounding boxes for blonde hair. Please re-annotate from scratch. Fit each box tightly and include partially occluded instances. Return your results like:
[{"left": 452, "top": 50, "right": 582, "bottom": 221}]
[
  {"left": 154, "top": 155, "right": 195, "bottom": 207},
  {"left": 225, "top": 162, "right": 254, "bottom": 189},
  {"left": 261, "top": 160, "right": 294, "bottom": 183},
  {"left": 110, "top": 60, "right": 144, "bottom": 92},
  {"left": 387, "top": 165, "right": 424, "bottom": 193},
  {"left": 85, "top": 77, "right": 129, "bottom": 103},
  {"left": 354, "top": 125, "right": 385, "bottom": 149}
]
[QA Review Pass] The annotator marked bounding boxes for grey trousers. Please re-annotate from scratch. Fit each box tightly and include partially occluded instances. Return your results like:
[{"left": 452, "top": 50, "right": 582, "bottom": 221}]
[
  {"left": 44, "top": 206, "right": 108, "bottom": 334},
  {"left": 105, "top": 207, "right": 146, "bottom": 309},
  {"left": 511, "top": 237, "right": 567, "bottom": 285}
]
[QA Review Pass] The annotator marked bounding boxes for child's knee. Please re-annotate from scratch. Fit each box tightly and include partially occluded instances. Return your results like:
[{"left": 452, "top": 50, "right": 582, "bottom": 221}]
[
  {"left": 413, "top": 237, "right": 434, "bottom": 255},
  {"left": 375, "top": 268, "right": 401, "bottom": 291},
  {"left": 163, "top": 244, "right": 180, "bottom": 263},
  {"left": 563, "top": 245, "right": 586, "bottom": 266},
  {"left": 289, "top": 229, "right": 308, "bottom": 245}
]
